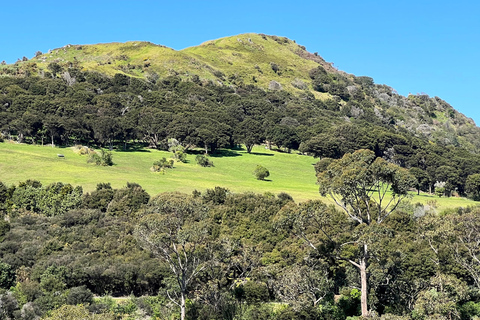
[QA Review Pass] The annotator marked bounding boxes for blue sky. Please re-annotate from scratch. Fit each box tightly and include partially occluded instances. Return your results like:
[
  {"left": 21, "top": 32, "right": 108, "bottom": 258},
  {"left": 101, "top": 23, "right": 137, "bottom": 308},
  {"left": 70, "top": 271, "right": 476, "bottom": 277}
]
[{"left": 2, "top": 0, "right": 479, "bottom": 124}]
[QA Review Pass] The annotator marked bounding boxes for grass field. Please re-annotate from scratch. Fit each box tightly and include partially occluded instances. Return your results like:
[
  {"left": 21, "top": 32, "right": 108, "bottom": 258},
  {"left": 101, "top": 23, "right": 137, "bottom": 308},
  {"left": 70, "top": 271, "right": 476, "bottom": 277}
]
[{"left": 0, "top": 142, "right": 476, "bottom": 211}]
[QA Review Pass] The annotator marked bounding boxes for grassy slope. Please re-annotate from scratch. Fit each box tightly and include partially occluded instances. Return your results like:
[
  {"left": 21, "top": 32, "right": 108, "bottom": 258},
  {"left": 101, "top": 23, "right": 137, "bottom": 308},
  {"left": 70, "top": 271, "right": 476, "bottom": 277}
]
[
  {"left": 182, "top": 33, "right": 321, "bottom": 95},
  {"left": 5, "top": 33, "right": 327, "bottom": 98},
  {"left": 0, "top": 142, "right": 475, "bottom": 210}
]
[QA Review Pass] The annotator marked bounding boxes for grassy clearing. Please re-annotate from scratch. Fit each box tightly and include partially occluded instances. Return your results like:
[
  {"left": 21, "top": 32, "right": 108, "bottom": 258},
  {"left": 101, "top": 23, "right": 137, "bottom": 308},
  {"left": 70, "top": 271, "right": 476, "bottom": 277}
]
[
  {"left": 0, "top": 142, "right": 476, "bottom": 210},
  {"left": 0, "top": 142, "right": 318, "bottom": 202}
]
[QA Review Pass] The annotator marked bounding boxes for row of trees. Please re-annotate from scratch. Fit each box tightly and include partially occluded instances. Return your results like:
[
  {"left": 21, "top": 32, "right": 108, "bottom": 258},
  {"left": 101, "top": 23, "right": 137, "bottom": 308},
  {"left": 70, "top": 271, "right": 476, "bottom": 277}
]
[{"left": 0, "top": 151, "right": 480, "bottom": 319}]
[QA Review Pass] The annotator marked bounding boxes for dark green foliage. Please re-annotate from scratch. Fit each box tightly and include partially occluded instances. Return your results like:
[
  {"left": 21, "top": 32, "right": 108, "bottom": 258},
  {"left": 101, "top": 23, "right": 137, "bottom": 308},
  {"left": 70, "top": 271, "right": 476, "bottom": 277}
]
[
  {"left": 242, "top": 281, "right": 269, "bottom": 304},
  {"left": 82, "top": 183, "right": 115, "bottom": 212},
  {"left": 0, "top": 262, "right": 15, "bottom": 289},
  {"left": 0, "top": 177, "right": 480, "bottom": 318},
  {"left": 202, "top": 186, "right": 229, "bottom": 204},
  {"left": 253, "top": 165, "right": 270, "bottom": 180},
  {"left": 66, "top": 286, "right": 93, "bottom": 305},
  {"left": 196, "top": 154, "right": 214, "bottom": 167},
  {"left": 106, "top": 182, "right": 150, "bottom": 216},
  {"left": 466, "top": 173, "right": 480, "bottom": 200}
]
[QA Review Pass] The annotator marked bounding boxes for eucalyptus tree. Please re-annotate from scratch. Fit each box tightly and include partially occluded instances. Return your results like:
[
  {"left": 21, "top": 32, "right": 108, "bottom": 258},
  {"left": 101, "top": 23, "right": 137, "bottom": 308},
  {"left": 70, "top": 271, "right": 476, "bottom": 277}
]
[
  {"left": 278, "top": 149, "right": 415, "bottom": 317},
  {"left": 316, "top": 149, "right": 415, "bottom": 317},
  {"left": 135, "top": 193, "right": 211, "bottom": 320}
]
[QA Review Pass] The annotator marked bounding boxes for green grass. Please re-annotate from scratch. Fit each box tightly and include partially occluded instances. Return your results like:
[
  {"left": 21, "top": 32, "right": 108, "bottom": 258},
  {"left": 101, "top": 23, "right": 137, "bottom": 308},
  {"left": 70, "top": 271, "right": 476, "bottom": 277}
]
[
  {"left": 0, "top": 142, "right": 319, "bottom": 202},
  {"left": 6, "top": 33, "right": 327, "bottom": 99},
  {"left": 0, "top": 142, "right": 477, "bottom": 210}
]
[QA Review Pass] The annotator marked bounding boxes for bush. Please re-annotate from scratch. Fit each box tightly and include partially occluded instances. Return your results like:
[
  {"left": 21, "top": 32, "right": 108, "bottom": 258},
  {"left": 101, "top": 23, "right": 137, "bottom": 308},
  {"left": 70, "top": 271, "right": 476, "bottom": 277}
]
[
  {"left": 87, "top": 149, "right": 113, "bottom": 166},
  {"left": 151, "top": 158, "right": 174, "bottom": 173},
  {"left": 253, "top": 165, "right": 270, "bottom": 180},
  {"left": 196, "top": 155, "right": 214, "bottom": 167},
  {"left": 67, "top": 286, "right": 93, "bottom": 305}
]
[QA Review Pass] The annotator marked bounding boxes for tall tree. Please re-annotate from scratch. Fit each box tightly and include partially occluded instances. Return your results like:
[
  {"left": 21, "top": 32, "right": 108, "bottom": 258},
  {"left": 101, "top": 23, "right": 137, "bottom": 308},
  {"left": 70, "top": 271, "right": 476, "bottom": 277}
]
[
  {"left": 135, "top": 193, "right": 211, "bottom": 320},
  {"left": 316, "top": 149, "right": 415, "bottom": 317}
]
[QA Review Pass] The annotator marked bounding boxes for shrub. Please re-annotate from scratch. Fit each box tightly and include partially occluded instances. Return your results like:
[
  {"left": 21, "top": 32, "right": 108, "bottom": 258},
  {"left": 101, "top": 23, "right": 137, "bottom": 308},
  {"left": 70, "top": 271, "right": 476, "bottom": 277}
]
[
  {"left": 196, "top": 155, "right": 214, "bottom": 167},
  {"left": 67, "top": 286, "right": 93, "bottom": 305},
  {"left": 253, "top": 165, "right": 270, "bottom": 180},
  {"left": 72, "top": 145, "right": 92, "bottom": 155},
  {"left": 151, "top": 158, "right": 174, "bottom": 173},
  {"left": 168, "top": 138, "right": 187, "bottom": 163},
  {"left": 202, "top": 187, "right": 229, "bottom": 204},
  {"left": 87, "top": 149, "right": 113, "bottom": 166}
]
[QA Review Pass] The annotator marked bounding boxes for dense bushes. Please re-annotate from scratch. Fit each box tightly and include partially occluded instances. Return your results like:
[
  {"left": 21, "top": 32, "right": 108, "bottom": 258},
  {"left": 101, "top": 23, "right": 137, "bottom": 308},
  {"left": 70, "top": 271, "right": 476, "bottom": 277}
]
[{"left": 0, "top": 180, "right": 480, "bottom": 318}]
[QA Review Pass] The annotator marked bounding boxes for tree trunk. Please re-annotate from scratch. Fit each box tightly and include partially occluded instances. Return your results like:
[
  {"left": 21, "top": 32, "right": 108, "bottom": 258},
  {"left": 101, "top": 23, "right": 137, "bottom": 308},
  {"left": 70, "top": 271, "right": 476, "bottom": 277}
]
[
  {"left": 181, "top": 291, "right": 186, "bottom": 320},
  {"left": 360, "top": 244, "right": 369, "bottom": 317},
  {"left": 51, "top": 134, "right": 54, "bottom": 148}
]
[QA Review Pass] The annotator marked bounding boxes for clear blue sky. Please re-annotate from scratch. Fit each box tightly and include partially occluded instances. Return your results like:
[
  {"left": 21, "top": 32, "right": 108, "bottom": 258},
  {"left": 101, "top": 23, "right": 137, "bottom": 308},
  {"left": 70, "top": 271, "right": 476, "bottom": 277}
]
[{"left": 2, "top": 0, "right": 479, "bottom": 124}]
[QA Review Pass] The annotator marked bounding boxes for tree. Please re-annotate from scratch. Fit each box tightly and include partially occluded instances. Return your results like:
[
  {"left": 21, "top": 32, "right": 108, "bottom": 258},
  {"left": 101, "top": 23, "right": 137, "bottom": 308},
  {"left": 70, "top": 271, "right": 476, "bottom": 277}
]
[
  {"left": 316, "top": 149, "right": 415, "bottom": 317},
  {"left": 466, "top": 173, "right": 480, "bottom": 201},
  {"left": 235, "top": 118, "right": 264, "bottom": 153},
  {"left": 410, "top": 167, "right": 430, "bottom": 195},
  {"left": 135, "top": 193, "right": 211, "bottom": 320},
  {"left": 253, "top": 165, "right": 270, "bottom": 180},
  {"left": 195, "top": 154, "right": 214, "bottom": 167}
]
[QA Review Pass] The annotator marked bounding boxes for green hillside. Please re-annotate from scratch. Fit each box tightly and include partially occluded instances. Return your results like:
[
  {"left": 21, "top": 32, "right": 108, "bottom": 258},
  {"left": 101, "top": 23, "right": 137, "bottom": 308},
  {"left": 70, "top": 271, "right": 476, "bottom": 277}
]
[{"left": 0, "top": 142, "right": 474, "bottom": 210}]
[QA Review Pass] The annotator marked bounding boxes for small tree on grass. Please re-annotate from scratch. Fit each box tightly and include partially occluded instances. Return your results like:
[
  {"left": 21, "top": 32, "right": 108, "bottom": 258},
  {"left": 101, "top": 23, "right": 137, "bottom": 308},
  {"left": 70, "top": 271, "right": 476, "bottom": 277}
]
[
  {"left": 151, "top": 158, "right": 174, "bottom": 174},
  {"left": 195, "top": 155, "right": 214, "bottom": 167},
  {"left": 254, "top": 165, "right": 270, "bottom": 180},
  {"left": 168, "top": 138, "right": 187, "bottom": 163},
  {"left": 87, "top": 149, "right": 113, "bottom": 166}
]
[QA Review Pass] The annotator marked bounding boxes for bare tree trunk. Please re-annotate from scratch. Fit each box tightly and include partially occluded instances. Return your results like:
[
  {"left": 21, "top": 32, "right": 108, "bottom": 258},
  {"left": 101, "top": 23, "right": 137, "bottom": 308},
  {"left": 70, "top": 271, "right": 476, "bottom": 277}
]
[
  {"left": 181, "top": 291, "right": 186, "bottom": 320},
  {"left": 360, "top": 244, "right": 369, "bottom": 317}
]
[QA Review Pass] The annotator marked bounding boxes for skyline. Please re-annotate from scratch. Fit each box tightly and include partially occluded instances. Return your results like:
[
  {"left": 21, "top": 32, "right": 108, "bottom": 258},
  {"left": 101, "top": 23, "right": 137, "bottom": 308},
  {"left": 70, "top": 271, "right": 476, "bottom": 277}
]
[{"left": 2, "top": 0, "right": 479, "bottom": 124}]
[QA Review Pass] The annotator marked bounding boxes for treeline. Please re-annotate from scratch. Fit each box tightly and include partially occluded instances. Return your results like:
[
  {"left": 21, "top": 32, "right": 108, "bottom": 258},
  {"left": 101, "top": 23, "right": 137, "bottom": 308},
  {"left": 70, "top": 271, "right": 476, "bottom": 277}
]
[
  {"left": 2, "top": 67, "right": 480, "bottom": 197},
  {"left": 0, "top": 179, "right": 480, "bottom": 319}
]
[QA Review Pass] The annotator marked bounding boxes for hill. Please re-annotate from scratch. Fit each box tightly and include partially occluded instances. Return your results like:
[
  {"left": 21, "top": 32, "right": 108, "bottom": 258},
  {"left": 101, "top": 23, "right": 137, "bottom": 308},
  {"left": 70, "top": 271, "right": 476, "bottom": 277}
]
[{"left": 2, "top": 33, "right": 479, "bottom": 151}]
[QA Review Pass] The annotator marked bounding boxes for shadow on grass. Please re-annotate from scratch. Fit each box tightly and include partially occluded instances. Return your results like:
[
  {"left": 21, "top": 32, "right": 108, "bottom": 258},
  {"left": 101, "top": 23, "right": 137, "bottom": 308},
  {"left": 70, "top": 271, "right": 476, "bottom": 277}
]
[
  {"left": 210, "top": 149, "right": 242, "bottom": 158},
  {"left": 114, "top": 146, "right": 152, "bottom": 153},
  {"left": 249, "top": 152, "right": 274, "bottom": 156}
]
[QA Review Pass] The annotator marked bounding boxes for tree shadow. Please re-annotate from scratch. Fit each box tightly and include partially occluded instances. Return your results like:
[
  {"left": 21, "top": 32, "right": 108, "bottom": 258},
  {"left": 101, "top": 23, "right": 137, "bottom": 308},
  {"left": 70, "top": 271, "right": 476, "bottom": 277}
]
[
  {"left": 209, "top": 149, "right": 242, "bottom": 158},
  {"left": 249, "top": 152, "right": 274, "bottom": 156},
  {"left": 114, "top": 145, "right": 152, "bottom": 153}
]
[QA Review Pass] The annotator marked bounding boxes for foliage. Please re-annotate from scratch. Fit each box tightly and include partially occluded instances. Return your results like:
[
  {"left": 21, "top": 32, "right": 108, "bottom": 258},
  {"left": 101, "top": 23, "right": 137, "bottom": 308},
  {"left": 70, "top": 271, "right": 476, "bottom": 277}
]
[
  {"left": 87, "top": 149, "right": 114, "bottom": 166},
  {"left": 466, "top": 173, "right": 480, "bottom": 200},
  {"left": 135, "top": 193, "right": 210, "bottom": 320},
  {"left": 254, "top": 165, "right": 270, "bottom": 180},
  {"left": 151, "top": 157, "right": 174, "bottom": 173},
  {"left": 195, "top": 154, "right": 214, "bottom": 167}
]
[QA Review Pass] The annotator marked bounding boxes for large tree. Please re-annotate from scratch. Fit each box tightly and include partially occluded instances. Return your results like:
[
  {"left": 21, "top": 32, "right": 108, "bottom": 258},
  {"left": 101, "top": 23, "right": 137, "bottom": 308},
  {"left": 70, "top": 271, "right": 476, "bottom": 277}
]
[
  {"left": 316, "top": 149, "right": 415, "bottom": 317},
  {"left": 135, "top": 193, "right": 211, "bottom": 320}
]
